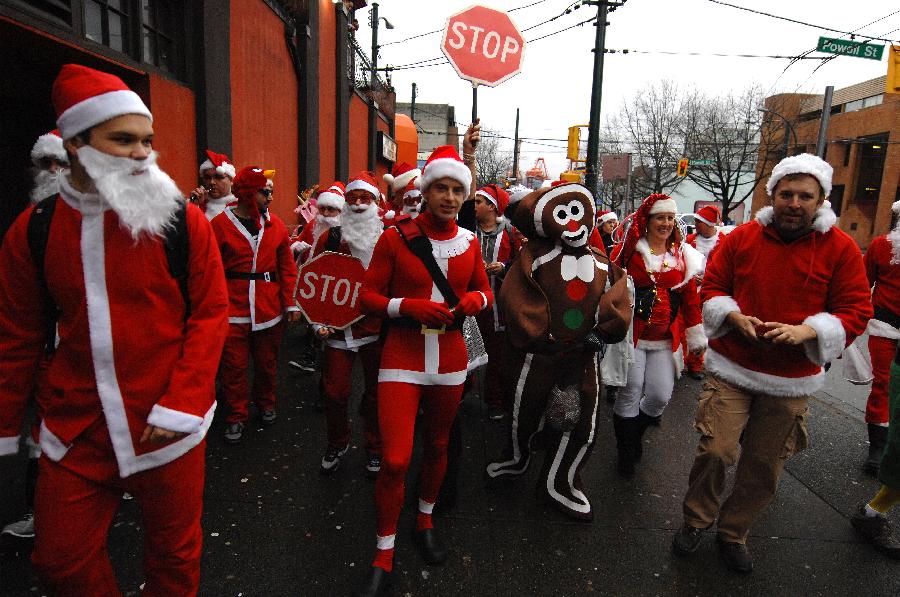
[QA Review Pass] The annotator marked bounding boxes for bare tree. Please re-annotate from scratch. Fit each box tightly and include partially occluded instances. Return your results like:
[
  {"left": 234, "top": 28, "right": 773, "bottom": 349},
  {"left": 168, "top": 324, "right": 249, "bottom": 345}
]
[{"left": 475, "top": 132, "right": 513, "bottom": 188}]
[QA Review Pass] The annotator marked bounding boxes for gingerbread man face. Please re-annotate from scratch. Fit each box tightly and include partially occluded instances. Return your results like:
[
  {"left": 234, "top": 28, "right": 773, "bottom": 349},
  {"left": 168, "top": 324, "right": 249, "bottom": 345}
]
[{"left": 515, "top": 185, "right": 596, "bottom": 248}]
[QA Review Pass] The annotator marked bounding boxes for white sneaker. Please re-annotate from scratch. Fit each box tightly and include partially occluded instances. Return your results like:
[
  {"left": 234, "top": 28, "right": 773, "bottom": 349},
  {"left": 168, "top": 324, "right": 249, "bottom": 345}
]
[
  {"left": 320, "top": 443, "right": 350, "bottom": 474},
  {"left": 2, "top": 512, "right": 35, "bottom": 538}
]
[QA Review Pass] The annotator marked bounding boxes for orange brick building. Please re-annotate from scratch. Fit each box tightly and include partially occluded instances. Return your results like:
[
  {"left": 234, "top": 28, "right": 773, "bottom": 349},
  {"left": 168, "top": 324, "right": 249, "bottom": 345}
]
[{"left": 752, "top": 76, "right": 899, "bottom": 249}]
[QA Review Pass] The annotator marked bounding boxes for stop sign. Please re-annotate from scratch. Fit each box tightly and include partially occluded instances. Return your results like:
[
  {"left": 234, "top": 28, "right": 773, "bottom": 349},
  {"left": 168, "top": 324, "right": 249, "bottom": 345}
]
[
  {"left": 441, "top": 5, "right": 525, "bottom": 87},
  {"left": 295, "top": 252, "right": 367, "bottom": 329}
]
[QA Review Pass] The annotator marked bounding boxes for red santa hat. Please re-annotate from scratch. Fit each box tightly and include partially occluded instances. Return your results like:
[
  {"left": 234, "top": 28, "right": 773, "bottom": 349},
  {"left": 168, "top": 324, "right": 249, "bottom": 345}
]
[
  {"left": 416, "top": 145, "right": 472, "bottom": 192},
  {"left": 597, "top": 210, "right": 618, "bottom": 225},
  {"left": 765, "top": 153, "right": 833, "bottom": 198},
  {"left": 52, "top": 64, "right": 152, "bottom": 139},
  {"left": 345, "top": 171, "right": 381, "bottom": 200},
  {"left": 232, "top": 166, "right": 274, "bottom": 225},
  {"left": 31, "top": 130, "right": 66, "bottom": 165},
  {"left": 694, "top": 205, "right": 721, "bottom": 227},
  {"left": 476, "top": 184, "right": 509, "bottom": 214},
  {"left": 316, "top": 181, "right": 346, "bottom": 211},
  {"left": 383, "top": 161, "right": 422, "bottom": 194},
  {"left": 199, "top": 149, "right": 236, "bottom": 179}
]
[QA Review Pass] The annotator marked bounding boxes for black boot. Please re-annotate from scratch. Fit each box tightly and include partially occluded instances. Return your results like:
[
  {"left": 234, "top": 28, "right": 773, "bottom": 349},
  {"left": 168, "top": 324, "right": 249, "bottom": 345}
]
[
  {"left": 865, "top": 424, "right": 889, "bottom": 476},
  {"left": 605, "top": 385, "right": 618, "bottom": 405},
  {"left": 634, "top": 410, "right": 659, "bottom": 461},
  {"left": 413, "top": 528, "right": 448, "bottom": 565},
  {"left": 351, "top": 566, "right": 392, "bottom": 597},
  {"left": 613, "top": 415, "right": 638, "bottom": 477}
]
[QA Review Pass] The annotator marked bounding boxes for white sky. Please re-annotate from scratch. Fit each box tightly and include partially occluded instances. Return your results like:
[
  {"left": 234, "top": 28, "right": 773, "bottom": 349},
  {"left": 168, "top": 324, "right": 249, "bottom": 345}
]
[{"left": 358, "top": 0, "right": 896, "bottom": 178}]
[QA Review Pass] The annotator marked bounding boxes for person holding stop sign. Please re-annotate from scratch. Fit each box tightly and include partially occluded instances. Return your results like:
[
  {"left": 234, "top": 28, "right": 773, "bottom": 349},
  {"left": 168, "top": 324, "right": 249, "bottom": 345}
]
[{"left": 352, "top": 145, "right": 493, "bottom": 596}]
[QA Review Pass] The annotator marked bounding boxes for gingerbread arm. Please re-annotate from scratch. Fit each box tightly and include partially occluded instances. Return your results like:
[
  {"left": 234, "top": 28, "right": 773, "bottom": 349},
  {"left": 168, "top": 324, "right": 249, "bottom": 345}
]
[
  {"left": 499, "top": 243, "right": 552, "bottom": 350},
  {"left": 592, "top": 251, "right": 632, "bottom": 344}
]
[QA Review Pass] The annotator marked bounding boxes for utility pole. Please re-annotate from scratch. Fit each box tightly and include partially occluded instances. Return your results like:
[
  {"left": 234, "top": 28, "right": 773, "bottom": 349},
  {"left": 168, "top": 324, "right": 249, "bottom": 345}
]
[
  {"left": 815, "top": 85, "right": 834, "bottom": 158},
  {"left": 410, "top": 82, "right": 417, "bottom": 124},
  {"left": 584, "top": 1, "right": 624, "bottom": 194},
  {"left": 512, "top": 108, "right": 520, "bottom": 183},
  {"left": 368, "top": 2, "right": 380, "bottom": 171}
]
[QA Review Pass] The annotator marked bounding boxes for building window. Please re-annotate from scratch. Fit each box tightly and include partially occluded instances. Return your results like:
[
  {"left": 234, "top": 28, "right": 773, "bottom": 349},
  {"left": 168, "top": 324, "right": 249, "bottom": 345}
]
[
  {"left": 830, "top": 185, "right": 844, "bottom": 217},
  {"left": 19, "top": 0, "right": 74, "bottom": 25},
  {"left": 141, "top": 0, "right": 181, "bottom": 74},
  {"left": 855, "top": 134, "right": 889, "bottom": 203},
  {"left": 843, "top": 143, "right": 851, "bottom": 167},
  {"left": 845, "top": 94, "right": 884, "bottom": 113},
  {"left": 84, "top": 0, "right": 130, "bottom": 53}
]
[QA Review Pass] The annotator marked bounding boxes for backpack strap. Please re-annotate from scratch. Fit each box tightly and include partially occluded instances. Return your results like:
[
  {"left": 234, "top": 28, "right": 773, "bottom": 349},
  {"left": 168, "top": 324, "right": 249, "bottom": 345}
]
[
  {"left": 162, "top": 201, "right": 191, "bottom": 315},
  {"left": 393, "top": 215, "right": 460, "bottom": 308},
  {"left": 26, "top": 196, "right": 60, "bottom": 350}
]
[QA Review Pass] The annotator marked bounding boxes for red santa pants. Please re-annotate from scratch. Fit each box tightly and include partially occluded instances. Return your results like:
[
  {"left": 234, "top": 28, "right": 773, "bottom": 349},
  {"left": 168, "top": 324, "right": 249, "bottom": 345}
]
[
  {"left": 32, "top": 432, "right": 205, "bottom": 597},
  {"left": 322, "top": 342, "right": 382, "bottom": 453},
  {"left": 220, "top": 322, "right": 284, "bottom": 424},
  {"left": 375, "top": 381, "right": 463, "bottom": 538},
  {"left": 475, "top": 310, "right": 507, "bottom": 410},
  {"left": 867, "top": 335, "right": 898, "bottom": 425}
]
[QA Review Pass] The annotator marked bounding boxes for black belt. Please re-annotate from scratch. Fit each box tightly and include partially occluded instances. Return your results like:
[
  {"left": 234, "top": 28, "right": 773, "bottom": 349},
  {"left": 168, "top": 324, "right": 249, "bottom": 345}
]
[
  {"left": 874, "top": 305, "right": 900, "bottom": 329},
  {"left": 391, "top": 316, "right": 463, "bottom": 333},
  {"left": 225, "top": 270, "right": 278, "bottom": 282}
]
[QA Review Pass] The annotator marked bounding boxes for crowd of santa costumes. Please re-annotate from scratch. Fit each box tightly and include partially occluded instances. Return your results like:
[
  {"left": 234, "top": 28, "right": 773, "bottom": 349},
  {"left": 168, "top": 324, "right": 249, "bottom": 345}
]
[{"left": 8, "top": 81, "right": 900, "bottom": 596}]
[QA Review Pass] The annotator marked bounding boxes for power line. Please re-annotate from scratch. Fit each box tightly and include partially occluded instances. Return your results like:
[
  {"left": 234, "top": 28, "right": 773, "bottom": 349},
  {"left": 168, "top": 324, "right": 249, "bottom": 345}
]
[{"left": 609, "top": 49, "right": 830, "bottom": 60}]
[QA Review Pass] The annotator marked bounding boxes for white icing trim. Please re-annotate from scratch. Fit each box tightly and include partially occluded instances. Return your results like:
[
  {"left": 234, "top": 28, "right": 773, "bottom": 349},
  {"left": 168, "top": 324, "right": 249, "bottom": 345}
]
[
  {"left": 486, "top": 353, "right": 535, "bottom": 477},
  {"left": 703, "top": 295, "right": 740, "bottom": 340},
  {"left": 531, "top": 244, "right": 562, "bottom": 272},
  {"left": 387, "top": 298, "right": 403, "bottom": 318},
  {"left": 802, "top": 312, "right": 846, "bottom": 365},
  {"left": 57, "top": 89, "right": 151, "bottom": 139},
  {"left": 530, "top": 185, "right": 594, "bottom": 238},
  {"left": 685, "top": 323, "right": 708, "bottom": 353},
  {"left": 0, "top": 436, "right": 19, "bottom": 457},
  {"left": 147, "top": 404, "right": 205, "bottom": 434},
  {"left": 378, "top": 368, "right": 467, "bottom": 386},
  {"left": 705, "top": 348, "right": 824, "bottom": 397}
]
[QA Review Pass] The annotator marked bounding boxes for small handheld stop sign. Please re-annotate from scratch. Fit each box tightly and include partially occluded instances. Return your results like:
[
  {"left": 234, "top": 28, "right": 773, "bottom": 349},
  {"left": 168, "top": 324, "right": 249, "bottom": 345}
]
[{"left": 294, "top": 252, "right": 367, "bottom": 329}]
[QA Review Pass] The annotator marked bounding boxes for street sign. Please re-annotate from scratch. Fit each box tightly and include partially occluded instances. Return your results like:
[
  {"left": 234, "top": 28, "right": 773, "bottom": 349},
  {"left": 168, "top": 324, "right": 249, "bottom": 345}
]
[
  {"left": 690, "top": 159, "right": 714, "bottom": 166},
  {"left": 441, "top": 5, "right": 526, "bottom": 87},
  {"left": 295, "top": 252, "right": 367, "bottom": 329},
  {"left": 817, "top": 37, "right": 884, "bottom": 61}
]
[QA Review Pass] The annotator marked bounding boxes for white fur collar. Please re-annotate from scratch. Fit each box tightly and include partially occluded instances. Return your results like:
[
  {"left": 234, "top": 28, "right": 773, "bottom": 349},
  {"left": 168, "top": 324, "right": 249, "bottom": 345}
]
[
  {"left": 889, "top": 224, "right": 900, "bottom": 265},
  {"left": 634, "top": 237, "right": 701, "bottom": 289},
  {"left": 754, "top": 204, "right": 837, "bottom": 234}
]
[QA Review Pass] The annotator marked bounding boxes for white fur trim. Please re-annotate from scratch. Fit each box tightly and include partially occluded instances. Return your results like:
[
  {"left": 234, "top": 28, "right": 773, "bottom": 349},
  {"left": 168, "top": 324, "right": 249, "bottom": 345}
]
[
  {"left": 766, "top": 153, "right": 833, "bottom": 198},
  {"left": 648, "top": 198, "right": 677, "bottom": 215},
  {"left": 706, "top": 347, "right": 825, "bottom": 397},
  {"left": 31, "top": 133, "right": 66, "bottom": 163},
  {"left": 384, "top": 210, "right": 396, "bottom": 220},
  {"left": 754, "top": 204, "right": 836, "bottom": 234},
  {"left": 598, "top": 212, "right": 618, "bottom": 225},
  {"left": 703, "top": 295, "right": 740, "bottom": 339},
  {"left": 199, "top": 159, "right": 214, "bottom": 174},
  {"left": 403, "top": 188, "right": 421, "bottom": 200},
  {"left": 868, "top": 317, "right": 900, "bottom": 340},
  {"left": 636, "top": 338, "right": 672, "bottom": 351},
  {"left": 215, "top": 163, "right": 236, "bottom": 179},
  {"left": 57, "top": 89, "right": 152, "bottom": 139},
  {"left": 376, "top": 535, "right": 395, "bottom": 550},
  {"left": 476, "top": 189, "right": 499, "bottom": 211},
  {"left": 478, "top": 291, "right": 488, "bottom": 310},
  {"left": 291, "top": 240, "right": 310, "bottom": 256},
  {"left": 387, "top": 298, "right": 403, "bottom": 318},
  {"left": 694, "top": 213, "right": 717, "bottom": 227},
  {"left": 685, "top": 323, "right": 707, "bottom": 353},
  {"left": 0, "top": 436, "right": 19, "bottom": 457},
  {"left": 378, "top": 368, "right": 467, "bottom": 386},
  {"left": 346, "top": 179, "right": 380, "bottom": 198},
  {"left": 889, "top": 224, "right": 900, "bottom": 265},
  {"left": 430, "top": 228, "right": 475, "bottom": 259},
  {"left": 38, "top": 421, "right": 70, "bottom": 461},
  {"left": 386, "top": 168, "right": 421, "bottom": 192},
  {"left": 147, "top": 404, "right": 205, "bottom": 434},
  {"left": 671, "top": 243, "right": 704, "bottom": 290},
  {"left": 419, "top": 157, "right": 472, "bottom": 192},
  {"left": 802, "top": 312, "right": 846, "bottom": 366},
  {"left": 418, "top": 499, "right": 435, "bottom": 514},
  {"left": 893, "top": 200, "right": 900, "bottom": 214},
  {"left": 316, "top": 190, "right": 345, "bottom": 211}
]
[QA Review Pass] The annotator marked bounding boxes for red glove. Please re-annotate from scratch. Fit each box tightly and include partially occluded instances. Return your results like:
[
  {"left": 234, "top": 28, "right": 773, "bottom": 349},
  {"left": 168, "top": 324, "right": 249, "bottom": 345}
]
[
  {"left": 454, "top": 292, "right": 486, "bottom": 317},
  {"left": 399, "top": 299, "right": 454, "bottom": 327}
]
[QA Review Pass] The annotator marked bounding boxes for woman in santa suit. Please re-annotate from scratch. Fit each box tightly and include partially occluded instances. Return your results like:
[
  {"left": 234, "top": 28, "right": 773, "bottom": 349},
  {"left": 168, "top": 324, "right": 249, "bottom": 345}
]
[{"left": 610, "top": 194, "right": 706, "bottom": 477}]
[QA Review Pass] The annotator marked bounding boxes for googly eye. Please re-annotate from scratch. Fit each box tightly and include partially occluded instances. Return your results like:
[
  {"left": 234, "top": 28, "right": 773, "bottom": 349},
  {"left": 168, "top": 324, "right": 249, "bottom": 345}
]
[
  {"left": 568, "top": 200, "right": 583, "bottom": 220},
  {"left": 553, "top": 206, "right": 569, "bottom": 225}
]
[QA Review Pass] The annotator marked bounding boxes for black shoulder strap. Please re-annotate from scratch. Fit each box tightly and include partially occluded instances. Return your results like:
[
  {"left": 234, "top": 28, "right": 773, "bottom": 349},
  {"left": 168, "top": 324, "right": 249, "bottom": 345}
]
[
  {"left": 394, "top": 216, "right": 460, "bottom": 307},
  {"left": 27, "top": 195, "right": 59, "bottom": 348},
  {"left": 162, "top": 201, "right": 190, "bottom": 311},
  {"left": 325, "top": 226, "right": 342, "bottom": 252}
]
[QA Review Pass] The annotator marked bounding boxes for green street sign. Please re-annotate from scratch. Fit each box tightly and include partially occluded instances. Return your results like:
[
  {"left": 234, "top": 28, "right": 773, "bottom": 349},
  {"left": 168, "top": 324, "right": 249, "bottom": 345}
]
[
  {"left": 690, "top": 159, "right": 714, "bottom": 166},
  {"left": 817, "top": 37, "right": 884, "bottom": 61}
]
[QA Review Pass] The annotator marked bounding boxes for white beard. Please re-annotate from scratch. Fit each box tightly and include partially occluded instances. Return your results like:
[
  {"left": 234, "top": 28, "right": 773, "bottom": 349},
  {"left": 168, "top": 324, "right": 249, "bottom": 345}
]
[
  {"left": 31, "top": 169, "right": 61, "bottom": 203},
  {"left": 313, "top": 213, "right": 340, "bottom": 242},
  {"left": 76, "top": 145, "right": 182, "bottom": 239},
  {"left": 341, "top": 203, "right": 382, "bottom": 268},
  {"left": 401, "top": 204, "right": 420, "bottom": 218}
]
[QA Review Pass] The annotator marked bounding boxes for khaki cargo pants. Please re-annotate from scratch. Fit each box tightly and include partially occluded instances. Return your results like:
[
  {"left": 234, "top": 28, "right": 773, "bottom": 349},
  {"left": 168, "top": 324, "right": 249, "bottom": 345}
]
[{"left": 682, "top": 374, "right": 810, "bottom": 543}]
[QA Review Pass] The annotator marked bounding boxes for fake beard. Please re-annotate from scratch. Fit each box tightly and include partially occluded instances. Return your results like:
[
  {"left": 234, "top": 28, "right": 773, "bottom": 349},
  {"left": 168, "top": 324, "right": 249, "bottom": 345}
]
[
  {"left": 77, "top": 146, "right": 182, "bottom": 239},
  {"left": 401, "top": 203, "right": 421, "bottom": 218},
  {"left": 340, "top": 203, "right": 382, "bottom": 268},
  {"left": 31, "top": 169, "right": 61, "bottom": 203},
  {"left": 313, "top": 212, "right": 340, "bottom": 241}
]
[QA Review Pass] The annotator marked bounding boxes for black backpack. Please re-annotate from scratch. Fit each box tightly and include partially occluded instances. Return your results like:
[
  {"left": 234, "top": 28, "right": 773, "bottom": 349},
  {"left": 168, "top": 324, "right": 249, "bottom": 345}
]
[{"left": 27, "top": 196, "right": 191, "bottom": 343}]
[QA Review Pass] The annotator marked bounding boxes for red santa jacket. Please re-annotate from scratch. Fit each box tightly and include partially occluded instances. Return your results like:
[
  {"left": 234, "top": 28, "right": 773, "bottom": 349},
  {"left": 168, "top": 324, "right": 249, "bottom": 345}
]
[
  {"left": 476, "top": 221, "right": 522, "bottom": 331},
  {"left": 360, "top": 212, "right": 493, "bottom": 386},
  {"left": 588, "top": 228, "right": 607, "bottom": 256},
  {"left": 0, "top": 182, "right": 228, "bottom": 478},
  {"left": 211, "top": 208, "right": 299, "bottom": 330},
  {"left": 701, "top": 206, "right": 872, "bottom": 397},
  {"left": 311, "top": 227, "right": 383, "bottom": 349},
  {"left": 864, "top": 234, "right": 900, "bottom": 339}
]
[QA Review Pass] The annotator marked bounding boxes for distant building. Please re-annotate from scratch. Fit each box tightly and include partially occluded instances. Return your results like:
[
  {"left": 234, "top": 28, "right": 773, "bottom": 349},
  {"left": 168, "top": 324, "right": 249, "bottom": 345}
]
[
  {"left": 752, "top": 76, "right": 899, "bottom": 249},
  {"left": 396, "top": 102, "right": 458, "bottom": 166}
]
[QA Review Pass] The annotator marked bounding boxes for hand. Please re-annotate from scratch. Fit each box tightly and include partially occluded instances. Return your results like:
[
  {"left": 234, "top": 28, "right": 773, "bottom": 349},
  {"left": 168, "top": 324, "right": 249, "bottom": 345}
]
[
  {"left": 463, "top": 119, "right": 481, "bottom": 154},
  {"left": 400, "top": 298, "right": 454, "bottom": 327},
  {"left": 286, "top": 311, "right": 303, "bottom": 323},
  {"left": 725, "top": 311, "right": 764, "bottom": 342},
  {"left": 455, "top": 292, "right": 486, "bottom": 317},
  {"left": 485, "top": 262, "right": 504, "bottom": 275},
  {"left": 140, "top": 425, "right": 186, "bottom": 444},
  {"left": 315, "top": 326, "right": 333, "bottom": 339},
  {"left": 761, "top": 322, "right": 817, "bottom": 345},
  {"left": 189, "top": 187, "right": 207, "bottom": 204}
]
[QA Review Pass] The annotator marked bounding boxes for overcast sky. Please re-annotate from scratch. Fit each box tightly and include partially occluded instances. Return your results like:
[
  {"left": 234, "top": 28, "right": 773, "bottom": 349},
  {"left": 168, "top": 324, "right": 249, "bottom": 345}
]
[{"left": 356, "top": 0, "right": 896, "bottom": 178}]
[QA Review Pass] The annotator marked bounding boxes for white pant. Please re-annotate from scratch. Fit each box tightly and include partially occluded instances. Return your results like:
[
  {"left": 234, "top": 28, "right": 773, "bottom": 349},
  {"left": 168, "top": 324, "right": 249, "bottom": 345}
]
[{"left": 613, "top": 344, "right": 676, "bottom": 418}]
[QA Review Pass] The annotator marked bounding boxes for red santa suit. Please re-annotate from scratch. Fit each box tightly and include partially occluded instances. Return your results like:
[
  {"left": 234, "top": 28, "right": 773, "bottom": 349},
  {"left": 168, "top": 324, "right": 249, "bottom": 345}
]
[
  {"left": 211, "top": 168, "right": 298, "bottom": 426},
  {"left": 864, "top": 230, "right": 900, "bottom": 426},
  {"left": 290, "top": 183, "right": 345, "bottom": 263},
  {"left": 357, "top": 146, "right": 492, "bottom": 577},
  {"left": 196, "top": 150, "right": 236, "bottom": 221}
]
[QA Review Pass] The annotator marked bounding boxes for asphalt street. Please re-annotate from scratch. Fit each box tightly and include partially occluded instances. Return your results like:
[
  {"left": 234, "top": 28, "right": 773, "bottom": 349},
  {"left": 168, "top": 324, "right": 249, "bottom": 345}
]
[{"left": 1, "top": 328, "right": 898, "bottom": 596}]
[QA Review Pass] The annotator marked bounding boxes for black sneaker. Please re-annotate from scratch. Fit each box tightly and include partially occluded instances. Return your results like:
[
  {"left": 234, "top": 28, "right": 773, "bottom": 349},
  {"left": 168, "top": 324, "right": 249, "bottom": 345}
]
[
  {"left": 672, "top": 523, "right": 704, "bottom": 555},
  {"left": 289, "top": 352, "right": 318, "bottom": 372},
  {"left": 852, "top": 504, "right": 900, "bottom": 559},
  {"left": 224, "top": 422, "right": 244, "bottom": 444},
  {"left": 487, "top": 406, "right": 505, "bottom": 421},
  {"left": 365, "top": 454, "right": 381, "bottom": 477},
  {"left": 320, "top": 443, "right": 349, "bottom": 475},
  {"left": 1, "top": 512, "right": 35, "bottom": 539},
  {"left": 260, "top": 409, "right": 277, "bottom": 426},
  {"left": 717, "top": 537, "right": 753, "bottom": 573}
]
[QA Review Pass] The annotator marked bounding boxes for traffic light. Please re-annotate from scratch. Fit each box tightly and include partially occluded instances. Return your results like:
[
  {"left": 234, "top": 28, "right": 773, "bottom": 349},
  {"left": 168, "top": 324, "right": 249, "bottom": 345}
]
[
  {"left": 888, "top": 45, "right": 900, "bottom": 95},
  {"left": 677, "top": 158, "right": 689, "bottom": 177},
  {"left": 567, "top": 126, "right": 581, "bottom": 162}
]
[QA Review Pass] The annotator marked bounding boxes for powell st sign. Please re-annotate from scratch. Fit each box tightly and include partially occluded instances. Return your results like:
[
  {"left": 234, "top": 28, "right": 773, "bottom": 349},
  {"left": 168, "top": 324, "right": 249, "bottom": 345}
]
[
  {"left": 441, "top": 5, "right": 525, "bottom": 87},
  {"left": 817, "top": 37, "right": 884, "bottom": 61}
]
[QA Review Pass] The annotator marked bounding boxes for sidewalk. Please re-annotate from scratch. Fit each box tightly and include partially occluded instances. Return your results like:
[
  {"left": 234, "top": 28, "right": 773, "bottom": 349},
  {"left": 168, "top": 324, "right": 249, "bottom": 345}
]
[{"left": 1, "top": 326, "right": 897, "bottom": 596}]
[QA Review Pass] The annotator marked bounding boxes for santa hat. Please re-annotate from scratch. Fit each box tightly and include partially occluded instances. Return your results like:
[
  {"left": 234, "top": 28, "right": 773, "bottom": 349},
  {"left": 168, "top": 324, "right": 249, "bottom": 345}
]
[
  {"left": 345, "top": 171, "right": 381, "bottom": 199},
  {"left": 402, "top": 181, "right": 422, "bottom": 201},
  {"left": 232, "top": 166, "right": 274, "bottom": 225},
  {"left": 416, "top": 145, "right": 472, "bottom": 192},
  {"left": 316, "top": 181, "right": 345, "bottom": 211},
  {"left": 648, "top": 196, "right": 678, "bottom": 215},
  {"left": 31, "top": 130, "right": 66, "bottom": 165},
  {"left": 765, "top": 153, "right": 833, "bottom": 198},
  {"left": 199, "top": 149, "right": 236, "bottom": 179},
  {"left": 694, "top": 205, "right": 721, "bottom": 227},
  {"left": 476, "top": 184, "right": 509, "bottom": 215},
  {"left": 597, "top": 210, "right": 618, "bottom": 225},
  {"left": 384, "top": 162, "right": 422, "bottom": 193},
  {"left": 52, "top": 64, "right": 152, "bottom": 139}
]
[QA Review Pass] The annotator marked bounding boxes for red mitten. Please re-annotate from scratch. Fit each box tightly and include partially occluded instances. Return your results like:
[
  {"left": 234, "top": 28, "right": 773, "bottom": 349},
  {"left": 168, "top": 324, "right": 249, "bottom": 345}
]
[
  {"left": 399, "top": 299, "right": 454, "bottom": 327},
  {"left": 455, "top": 292, "right": 486, "bottom": 317}
]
